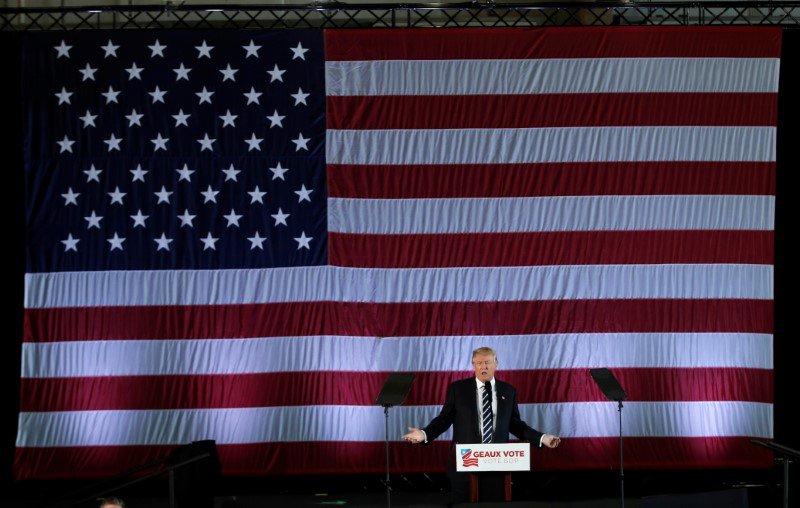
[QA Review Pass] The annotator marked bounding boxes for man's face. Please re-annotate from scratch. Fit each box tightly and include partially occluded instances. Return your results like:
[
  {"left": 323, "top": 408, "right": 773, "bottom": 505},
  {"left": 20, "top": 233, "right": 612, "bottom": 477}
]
[
  {"left": 472, "top": 353, "right": 497, "bottom": 382},
  {"left": 101, "top": 504, "right": 122, "bottom": 508}
]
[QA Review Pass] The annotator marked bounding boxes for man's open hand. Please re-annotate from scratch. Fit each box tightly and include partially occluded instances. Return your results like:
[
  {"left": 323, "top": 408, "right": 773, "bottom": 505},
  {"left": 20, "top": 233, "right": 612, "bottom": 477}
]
[
  {"left": 403, "top": 427, "right": 425, "bottom": 444},
  {"left": 542, "top": 434, "right": 561, "bottom": 448}
]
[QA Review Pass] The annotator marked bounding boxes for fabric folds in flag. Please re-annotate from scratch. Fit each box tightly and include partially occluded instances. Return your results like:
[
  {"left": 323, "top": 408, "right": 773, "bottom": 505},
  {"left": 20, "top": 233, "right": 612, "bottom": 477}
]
[{"left": 17, "top": 26, "right": 778, "bottom": 479}]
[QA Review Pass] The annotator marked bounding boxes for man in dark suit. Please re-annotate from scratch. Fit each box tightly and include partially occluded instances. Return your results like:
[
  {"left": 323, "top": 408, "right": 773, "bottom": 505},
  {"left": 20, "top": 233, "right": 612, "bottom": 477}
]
[{"left": 403, "top": 347, "right": 560, "bottom": 502}]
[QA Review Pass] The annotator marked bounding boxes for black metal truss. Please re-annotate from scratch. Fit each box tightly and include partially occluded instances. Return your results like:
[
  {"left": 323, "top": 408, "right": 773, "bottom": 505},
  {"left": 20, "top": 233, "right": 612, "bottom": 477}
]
[{"left": 1, "top": 2, "right": 799, "bottom": 30}]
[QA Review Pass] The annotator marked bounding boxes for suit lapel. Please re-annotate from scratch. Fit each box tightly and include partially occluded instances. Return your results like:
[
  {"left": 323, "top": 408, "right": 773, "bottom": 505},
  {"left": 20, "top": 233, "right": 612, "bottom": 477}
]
[
  {"left": 495, "top": 381, "right": 507, "bottom": 430},
  {"left": 466, "top": 379, "right": 481, "bottom": 442}
]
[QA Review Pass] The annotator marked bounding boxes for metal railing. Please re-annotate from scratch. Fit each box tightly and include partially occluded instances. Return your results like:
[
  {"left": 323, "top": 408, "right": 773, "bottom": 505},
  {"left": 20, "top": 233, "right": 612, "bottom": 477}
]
[
  {"left": 40, "top": 441, "right": 219, "bottom": 508},
  {"left": 1, "top": 2, "right": 800, "bottom": 30}
]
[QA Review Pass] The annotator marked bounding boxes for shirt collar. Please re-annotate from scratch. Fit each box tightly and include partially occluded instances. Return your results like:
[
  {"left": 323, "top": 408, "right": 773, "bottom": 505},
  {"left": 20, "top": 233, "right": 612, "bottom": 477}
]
[{"left": 475, "top": 377, "right": 495, "bottom": 390}]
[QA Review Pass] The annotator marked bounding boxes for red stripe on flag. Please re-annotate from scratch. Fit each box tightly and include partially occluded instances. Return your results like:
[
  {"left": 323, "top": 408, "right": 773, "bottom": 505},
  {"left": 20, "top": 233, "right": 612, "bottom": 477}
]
[
  {"left": 329, "top": 230, "right": 774, "bottom": 268},
  {"left": 324, "top": 27, "right": 782, "bottom": 60},
  {"left": 328, "top": 162, "right": 775, "bottom": 199},
  {"left": 14, "top": 436, "right": 773, "bottom": 479},
  {"left": 24, "top": 299, "right": 773, "bottom": 343},
  {"left": 20, "top": 368, "right": 773, "bottom": 412},
  {"left": 327, "top": 94, "right": 778, "bottom": 130}
]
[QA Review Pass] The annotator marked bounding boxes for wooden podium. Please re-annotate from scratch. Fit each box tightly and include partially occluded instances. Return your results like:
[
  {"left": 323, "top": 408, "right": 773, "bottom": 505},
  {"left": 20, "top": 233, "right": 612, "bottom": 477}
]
[
  {"left": 455, "top": 443, "right": 531, "bottom": 502},
  {"left": 469, "top": 472, "right": 513, "bottom": 502}
]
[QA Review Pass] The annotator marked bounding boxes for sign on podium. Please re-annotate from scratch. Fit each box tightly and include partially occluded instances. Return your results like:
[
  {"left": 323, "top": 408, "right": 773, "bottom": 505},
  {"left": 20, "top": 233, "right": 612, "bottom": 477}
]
[{"left": 455, "top": 442, "right": 531, "bottom": 472}]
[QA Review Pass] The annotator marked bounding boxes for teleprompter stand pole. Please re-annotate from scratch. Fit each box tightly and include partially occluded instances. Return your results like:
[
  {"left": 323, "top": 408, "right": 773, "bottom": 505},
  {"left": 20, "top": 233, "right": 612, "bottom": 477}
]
[
  {"left": 375, "top": 373, "right": 416, "bottom": 508},
  {"left": 590, "top": 368, "right": 628, "bottom": 508}
]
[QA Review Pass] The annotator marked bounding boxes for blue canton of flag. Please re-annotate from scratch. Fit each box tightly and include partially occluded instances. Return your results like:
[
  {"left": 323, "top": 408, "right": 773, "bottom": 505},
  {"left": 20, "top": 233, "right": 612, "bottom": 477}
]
[{"left": 24, "top": 30, "right": 326, "bottom": 271}]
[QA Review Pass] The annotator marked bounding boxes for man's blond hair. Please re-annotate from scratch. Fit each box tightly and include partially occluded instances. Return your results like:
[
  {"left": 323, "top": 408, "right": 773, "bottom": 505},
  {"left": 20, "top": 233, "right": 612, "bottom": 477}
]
[
  {"left": 472, "top": 347, "right": 498, "bottom": 364},
  {"left": 98, "top": 497, "right": 125, "bottom": 508}
]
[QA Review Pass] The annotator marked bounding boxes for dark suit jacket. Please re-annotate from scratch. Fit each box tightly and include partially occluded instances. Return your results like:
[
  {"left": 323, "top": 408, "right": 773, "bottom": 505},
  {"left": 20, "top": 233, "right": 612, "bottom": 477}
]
[{"left": 422, "top": 377, "right": 543, "bottom": 446}]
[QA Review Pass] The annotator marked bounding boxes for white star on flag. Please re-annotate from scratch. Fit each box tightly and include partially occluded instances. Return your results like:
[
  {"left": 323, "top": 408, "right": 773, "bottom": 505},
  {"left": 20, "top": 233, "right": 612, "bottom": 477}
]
[
  {"left": 294, "top": 231, "right": 313, "bottom": 250},
  {"left": 248, "top": 186, "right": 266, "bottom": 204},
  {"left": 178, "top": 209, "right": 196, "bottom": 227},
  {"left": 222, "top": 164, "right": 241, "bottom": 182},
  {"left": 56, "top": 135, "right": 74, "bottom": 153},
  {"left": 79, "top": 63, "right": 97, "bottom": 81},
  {"left": 149, "top": 86, "right": 167, "bottom": 103},
  {"left": 102, "top": 86, "right": 120, "bottom": 104},
  {"left": 243, "top": 40, "right": 262, "bottom": 58},
  {"left": 196, "top": 87, "right": 215, "bottom": 104},
  {"left": 80, "top": 110, "right": 97, "bottom": 128},
  {"left": 84, "top": 211, "right": 103, "bottom": 229},
  {"left": 131, "top": 210, "right": 149, "bottom": 228},
  {"left": 108, "top": 187, "right": 126, "bottom": 205},
  {"left": 220, "top": 110, "right": 238, "bottom": 127},
  {"left": 126, "top": 109, "right": 143, "bottom": 127},
  {"left": 173, "top": 63, "right": 192, "bottom": 81},
  {"left": 148, "top": 39, "right": 166, "bottom": 57},
  {"left": 271, "top": 208, "right": 289, "bottom": 226},
  {"left": 172, "top": 109, "right": 190, "bottom": 127},
  {"left": 54, "top": 40, "right": 72, "bottom": 58},
  {"left": 55, "top": 87, "right": 72, "bottom": 105},
  {"left": 243, "top": 87, "right": 262, "bottom": 105},
  {"left": 107, "top": 233, "right": 126, "bottom": 251},
  {"left": 220, "top": 64, "right": 238, "bottom": 82},
  {"left": 201, "top": 185, "right": 219, "bottom": 204},
  {"left": 292, "top": 133, "right": 310, "bottom": 151},
  {"left": 151, "top": 133, "right": 169, "bottom": 151},
  {"left": 295, "top": 184, "right": 313, "bottom": 203},
  {"left": 248, "top": 231, "right": 267, "bottom": 250},
  {"left": 269, "top": 162, "right": 289, "bottom": 180},
  {"left": 130, "top": 164, "right": 148, "bottom": 182},
  {"left": 267, "top": 110, "right": 285, "bottom": 128},
  {"left": 126, "top": 62, "right": 144, "bottom": 80},
  {"left": 154, "top": 186, "right": 173, "bottom": 204},
  {"left": 267, "top": 64, "right": 286, "bottom": 83},
  {"left": 101, "top": 40, "right": 120, "bottom": 58},
  {"left": 290, "top": 42, "right": 309, "bottom": 60},
  {"left": 61, "top": 233, "right": 79, "bottom": 252},
  {"left": 224, "top": 209, "right": 243, "bottom": 227},
  {"left": 200, "top": 233, "right": 219, "bottom": 251},
  {"left": 291, "top": 87, "right": 309, "bottom": 106},
  {"left": 84, "top": 164, "right": 102, "bottom": 183},
  {"left": 154, "top": 233, "right": 173, "bottom": 251},
  {"left": 104, "top": 133, "right": 123, "bottom": 151},
  {"left": 61, "top": 188, "right": 79, "bottom": 206},
  {"left": 176, "top": 164, "right": 194, "bottom": 182},
  {"left": 196, "top": 41, "right": 213, "bottom": 58},
  {"left": 197, "top": 133, "right": 216, "bottom": 151},
  {"left": 245, "top": 133, "right": 263, "bottom": 151}
]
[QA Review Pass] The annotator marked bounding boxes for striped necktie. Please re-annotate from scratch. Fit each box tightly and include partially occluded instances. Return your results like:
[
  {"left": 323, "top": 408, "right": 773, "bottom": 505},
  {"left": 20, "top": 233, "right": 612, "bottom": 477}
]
[{"left": 481, "top": 381, "right": 493, "bottom": 443}]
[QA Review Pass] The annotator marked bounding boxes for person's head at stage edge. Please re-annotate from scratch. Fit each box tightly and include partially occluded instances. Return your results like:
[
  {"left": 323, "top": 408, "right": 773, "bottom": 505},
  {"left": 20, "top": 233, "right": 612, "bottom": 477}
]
[
  {"left": 98, "top": 497, "right": 125, "bottom": 508},
  {"left": 472, "top": 346, "right": 498, "bottom": 383}
]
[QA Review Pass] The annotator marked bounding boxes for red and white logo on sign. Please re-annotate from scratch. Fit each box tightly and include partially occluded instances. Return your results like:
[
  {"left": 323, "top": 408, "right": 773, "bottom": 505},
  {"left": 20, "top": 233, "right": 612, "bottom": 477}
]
[{"left": 461, "top": 449, "right": 478, "bottom": 468}]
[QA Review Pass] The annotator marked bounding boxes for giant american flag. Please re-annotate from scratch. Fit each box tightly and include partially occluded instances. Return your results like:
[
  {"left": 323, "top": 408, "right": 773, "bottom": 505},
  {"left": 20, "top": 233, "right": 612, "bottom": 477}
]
[{"left": 17, "top": 27, "right": 778, "bottom": 479}]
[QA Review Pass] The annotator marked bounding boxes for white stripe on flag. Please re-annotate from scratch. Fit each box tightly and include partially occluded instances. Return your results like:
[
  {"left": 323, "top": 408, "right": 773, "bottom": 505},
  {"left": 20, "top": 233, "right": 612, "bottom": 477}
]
[
  {"left": 325, "top": 58, "right": 780, "bottom": 95},
  {"left": 15, "top": 401, "right": 773, "bottom": 447},
  {"left": 328, "top": 195, "right": 775, "bottom": 234},
  {"left": 25, "top": 264, "right": 773, "bottom": 308},
  {"left": 326, "top": 127, "right": 776, "bottom": 165},
  {"left": 21, "top": 333, "right": 773, "bottom": 378}
]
